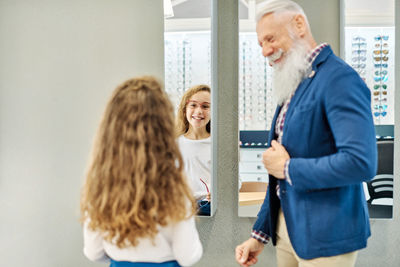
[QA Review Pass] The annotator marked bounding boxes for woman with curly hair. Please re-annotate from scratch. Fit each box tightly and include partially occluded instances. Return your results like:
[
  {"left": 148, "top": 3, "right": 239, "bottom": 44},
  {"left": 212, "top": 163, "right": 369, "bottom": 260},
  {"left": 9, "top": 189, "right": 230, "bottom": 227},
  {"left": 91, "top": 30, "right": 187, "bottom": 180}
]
[
  {"left": 80, "top": 76, "right": 202, "bottom": 267},
  {"left": 176, "top": 85, "right": 211, "bottom": 216}
]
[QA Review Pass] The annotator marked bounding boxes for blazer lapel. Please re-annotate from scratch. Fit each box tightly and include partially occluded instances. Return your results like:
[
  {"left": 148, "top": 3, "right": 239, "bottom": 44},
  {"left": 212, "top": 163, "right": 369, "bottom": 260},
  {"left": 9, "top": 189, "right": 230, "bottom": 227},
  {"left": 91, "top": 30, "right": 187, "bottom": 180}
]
[{"left": 268, "top": 105, "right": 282, "bottom": 147}]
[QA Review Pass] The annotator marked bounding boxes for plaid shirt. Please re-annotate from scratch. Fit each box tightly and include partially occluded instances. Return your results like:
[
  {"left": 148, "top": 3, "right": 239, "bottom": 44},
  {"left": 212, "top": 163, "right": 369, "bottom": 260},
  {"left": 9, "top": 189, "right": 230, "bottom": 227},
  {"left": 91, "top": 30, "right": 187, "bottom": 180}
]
[{"left": 251, "top": 43, "right": 328, "bottom": 244}]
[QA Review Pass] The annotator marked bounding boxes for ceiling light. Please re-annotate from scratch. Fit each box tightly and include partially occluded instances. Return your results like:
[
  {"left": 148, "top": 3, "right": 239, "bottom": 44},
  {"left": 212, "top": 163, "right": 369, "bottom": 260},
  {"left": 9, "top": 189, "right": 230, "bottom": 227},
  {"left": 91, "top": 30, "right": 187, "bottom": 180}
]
[{"left": 164, "top": 0, "right": 174, "bottom": 18}]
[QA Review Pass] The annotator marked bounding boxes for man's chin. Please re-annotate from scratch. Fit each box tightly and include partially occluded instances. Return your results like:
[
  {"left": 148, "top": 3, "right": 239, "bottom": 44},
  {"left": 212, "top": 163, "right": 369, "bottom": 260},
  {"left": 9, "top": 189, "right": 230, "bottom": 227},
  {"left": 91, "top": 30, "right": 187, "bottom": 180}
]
[{"left": 272, "top": 61, "right": 285, "bottom": 71}]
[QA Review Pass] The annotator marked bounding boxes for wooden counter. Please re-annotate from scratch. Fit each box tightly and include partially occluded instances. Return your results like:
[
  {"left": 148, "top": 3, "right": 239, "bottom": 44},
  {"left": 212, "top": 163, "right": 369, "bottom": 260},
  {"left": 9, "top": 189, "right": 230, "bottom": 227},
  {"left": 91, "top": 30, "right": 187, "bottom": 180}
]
[{"left": 239, "top": 192, "right": 266, "bottom": 206}]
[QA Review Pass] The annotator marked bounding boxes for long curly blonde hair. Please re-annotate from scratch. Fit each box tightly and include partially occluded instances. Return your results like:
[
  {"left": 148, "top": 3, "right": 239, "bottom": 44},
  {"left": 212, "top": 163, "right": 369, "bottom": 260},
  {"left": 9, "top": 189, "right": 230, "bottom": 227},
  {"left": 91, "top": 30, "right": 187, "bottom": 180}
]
[
  {"left": 176, "top": 84, "right": 211, "bottom": 137},
  {"left": 81, "top": 76, "right": 196, "bottom": 248}
]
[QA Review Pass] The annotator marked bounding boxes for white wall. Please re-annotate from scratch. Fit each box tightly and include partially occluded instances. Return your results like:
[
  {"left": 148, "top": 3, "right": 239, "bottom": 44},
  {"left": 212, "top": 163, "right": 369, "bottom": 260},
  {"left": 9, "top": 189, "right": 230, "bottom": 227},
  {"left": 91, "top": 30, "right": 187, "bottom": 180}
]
[
  {"left": 0, "top": 1, "right": 164, "bottom": 266},
  {"left": 345, "top": 0, "right": 394, "bottom": 26}
]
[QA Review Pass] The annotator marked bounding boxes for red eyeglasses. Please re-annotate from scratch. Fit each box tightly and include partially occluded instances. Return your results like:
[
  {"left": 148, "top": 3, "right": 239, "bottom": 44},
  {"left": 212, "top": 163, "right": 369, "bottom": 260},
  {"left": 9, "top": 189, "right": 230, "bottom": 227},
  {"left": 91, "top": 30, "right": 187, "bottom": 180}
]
[{"left": 199, "top": 178, "right": 210, "bottom": 194}]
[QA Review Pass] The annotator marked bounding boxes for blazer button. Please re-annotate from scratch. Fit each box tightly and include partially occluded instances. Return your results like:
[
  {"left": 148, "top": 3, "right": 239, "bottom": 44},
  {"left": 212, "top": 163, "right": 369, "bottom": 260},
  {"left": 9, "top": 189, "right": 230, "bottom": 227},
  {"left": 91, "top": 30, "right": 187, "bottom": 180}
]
[{"left": 281, "top": 190, "right": 286, "bottom": 194}]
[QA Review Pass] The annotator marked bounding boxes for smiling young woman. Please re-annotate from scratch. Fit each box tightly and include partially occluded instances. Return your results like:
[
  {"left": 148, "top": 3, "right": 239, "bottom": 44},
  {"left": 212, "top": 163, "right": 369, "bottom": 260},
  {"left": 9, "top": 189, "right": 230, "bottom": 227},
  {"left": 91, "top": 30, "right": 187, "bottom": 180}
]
[{"left": 176, "top": 85, "right": 212, "bottom": 216}]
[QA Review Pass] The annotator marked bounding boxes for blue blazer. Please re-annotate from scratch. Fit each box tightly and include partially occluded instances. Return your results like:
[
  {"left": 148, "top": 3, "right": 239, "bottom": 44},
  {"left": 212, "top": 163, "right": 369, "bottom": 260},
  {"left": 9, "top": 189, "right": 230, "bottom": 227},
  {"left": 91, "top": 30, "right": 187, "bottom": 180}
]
[{"left": 253, "top": 46, "right": 377, "bottom": 259}]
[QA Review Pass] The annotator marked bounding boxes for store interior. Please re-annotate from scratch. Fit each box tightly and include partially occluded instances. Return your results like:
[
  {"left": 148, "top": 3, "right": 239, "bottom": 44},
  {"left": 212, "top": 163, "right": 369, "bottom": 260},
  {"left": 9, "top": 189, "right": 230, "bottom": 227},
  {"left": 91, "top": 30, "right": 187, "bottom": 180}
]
[
  {"left": 0, "top": 1, "right": 398, "bottom": 266},
  {"left": 164, "top": 0, "right": 394, "bottom": 219}
]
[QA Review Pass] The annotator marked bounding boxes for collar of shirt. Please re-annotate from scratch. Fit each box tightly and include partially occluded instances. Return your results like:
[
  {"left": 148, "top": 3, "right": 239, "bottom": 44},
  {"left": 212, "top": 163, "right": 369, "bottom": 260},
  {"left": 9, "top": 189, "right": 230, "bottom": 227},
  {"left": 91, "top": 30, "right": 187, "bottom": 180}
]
[{"left": 306, "top": 43, "right": 329, "bottom": 66}]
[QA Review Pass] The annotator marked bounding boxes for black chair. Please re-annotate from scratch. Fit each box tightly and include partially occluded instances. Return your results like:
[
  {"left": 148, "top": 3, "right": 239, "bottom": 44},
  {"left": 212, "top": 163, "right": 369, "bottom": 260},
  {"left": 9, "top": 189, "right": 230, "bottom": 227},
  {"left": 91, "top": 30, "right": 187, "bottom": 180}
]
[
  {"left": 366, "top": 140, "right": 394, "bottom": 218},
  {"left": 366, "top": 174, "right": 393, "bottom": 203}
]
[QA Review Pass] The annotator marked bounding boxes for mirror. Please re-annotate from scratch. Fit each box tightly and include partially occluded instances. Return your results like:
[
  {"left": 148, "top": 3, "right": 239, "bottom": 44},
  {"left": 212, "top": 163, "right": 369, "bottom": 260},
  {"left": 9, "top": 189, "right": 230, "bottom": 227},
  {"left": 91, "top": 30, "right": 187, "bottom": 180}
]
[
  {"left": 163, "top": 0, "right": 214, "bottom": 216},
  {"left": 237, "top": 1, "right": 273, "bottom": 217},
  {"left": 343, "top": 0, "right": 395, "bottom": 219},
  {"left": 237, "top": 0, "right": 395, "bottom": 219}
]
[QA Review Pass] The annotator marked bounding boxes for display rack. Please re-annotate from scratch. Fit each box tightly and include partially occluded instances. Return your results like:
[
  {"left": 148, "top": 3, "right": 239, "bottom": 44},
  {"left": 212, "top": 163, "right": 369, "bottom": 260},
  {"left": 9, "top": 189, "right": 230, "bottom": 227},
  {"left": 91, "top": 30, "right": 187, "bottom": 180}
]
[
  {"left": 344, "top": 26, "right": 395, "bottom": 125},
  {"left": 165, "top": 31, "right": 275, "bottom": 130},
  {"left": 164, "top": 32, "right": 211, "bottom": 110},
  {"left": 239, "top": 33, "right": 275, "bottom": 131},
  {"left": 165, "top": 28, "right": 395, "bottom": 129}
]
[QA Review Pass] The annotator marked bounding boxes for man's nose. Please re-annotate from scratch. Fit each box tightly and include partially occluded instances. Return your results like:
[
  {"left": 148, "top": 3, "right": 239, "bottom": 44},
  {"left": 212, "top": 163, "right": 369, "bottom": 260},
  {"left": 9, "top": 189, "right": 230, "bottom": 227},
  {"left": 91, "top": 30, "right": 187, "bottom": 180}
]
[{"left": 262, "top": 44, "right": 274, "bottom": 58}]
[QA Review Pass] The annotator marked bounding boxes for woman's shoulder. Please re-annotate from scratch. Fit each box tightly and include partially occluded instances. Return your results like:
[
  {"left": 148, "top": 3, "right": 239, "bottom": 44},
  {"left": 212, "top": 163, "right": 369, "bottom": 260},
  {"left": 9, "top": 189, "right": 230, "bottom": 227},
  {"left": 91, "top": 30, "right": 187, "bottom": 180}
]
[{"left": 177, "top": 135, "right": 187, "bottom": 145}]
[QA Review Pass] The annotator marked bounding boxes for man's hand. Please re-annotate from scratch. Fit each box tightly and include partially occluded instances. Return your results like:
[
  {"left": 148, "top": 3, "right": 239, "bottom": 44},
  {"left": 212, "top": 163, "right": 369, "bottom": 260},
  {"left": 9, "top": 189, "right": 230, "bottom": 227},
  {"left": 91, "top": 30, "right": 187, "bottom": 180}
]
[
  {"left": 235, "top": 238, "right": 264, "bottom": 267},
  {"left": 262, "top": 140, "right": 290, "bottom": 179}
]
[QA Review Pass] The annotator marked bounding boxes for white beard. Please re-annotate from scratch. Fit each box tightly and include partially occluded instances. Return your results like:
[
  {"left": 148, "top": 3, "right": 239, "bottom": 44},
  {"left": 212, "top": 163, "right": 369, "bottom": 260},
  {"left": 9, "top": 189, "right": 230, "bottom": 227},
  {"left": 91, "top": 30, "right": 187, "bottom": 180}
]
[{"left": 270, "top": 40, "right": 310, "bottom": 105}]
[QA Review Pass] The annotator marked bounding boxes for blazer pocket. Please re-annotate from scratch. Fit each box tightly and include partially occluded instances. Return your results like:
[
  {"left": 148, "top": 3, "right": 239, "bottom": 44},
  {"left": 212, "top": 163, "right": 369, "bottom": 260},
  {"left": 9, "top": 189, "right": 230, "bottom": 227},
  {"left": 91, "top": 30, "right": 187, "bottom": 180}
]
[
  {"left": 305, "top": 188, "right": 364, "bottom": 242},
  {"left": 293, "top": 101, "right": 317, "bottom": 113},
  {"left": 285, "top": 101, "right": 318, "bottom": 146}
]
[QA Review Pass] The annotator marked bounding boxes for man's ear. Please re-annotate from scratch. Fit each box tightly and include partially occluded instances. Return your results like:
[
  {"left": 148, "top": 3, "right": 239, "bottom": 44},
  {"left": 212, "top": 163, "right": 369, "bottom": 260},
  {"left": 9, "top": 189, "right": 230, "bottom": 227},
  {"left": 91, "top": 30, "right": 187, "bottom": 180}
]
[{"left": 292, "top": 14, "right": 307, "bottom": 37}]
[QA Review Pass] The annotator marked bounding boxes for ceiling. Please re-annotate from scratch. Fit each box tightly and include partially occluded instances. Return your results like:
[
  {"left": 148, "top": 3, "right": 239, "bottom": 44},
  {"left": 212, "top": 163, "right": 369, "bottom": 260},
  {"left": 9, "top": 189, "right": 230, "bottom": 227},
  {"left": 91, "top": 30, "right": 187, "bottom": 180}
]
[
  {"left": 167, "top": 0, "right": 394, "bottom": 26},
  {"left": 169, "top": 0, "right": 249, "bottom": 19}
]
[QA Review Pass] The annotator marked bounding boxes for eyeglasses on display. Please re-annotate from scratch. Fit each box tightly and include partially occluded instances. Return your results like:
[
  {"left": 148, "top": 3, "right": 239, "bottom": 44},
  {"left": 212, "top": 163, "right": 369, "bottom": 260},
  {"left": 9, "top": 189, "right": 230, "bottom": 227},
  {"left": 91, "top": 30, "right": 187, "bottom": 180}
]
[
  {"left": 374, "top": 35, "right": 389, "bottom": 41},
  {"left": 374, "top": 70, "right": 388, "bottom": 76},
  {"left": 373, "top": 84, "right": 387, "bottom": 90},
  {"left": 374, "top": 104, "right": 388, "bottom": 110},
  {"left": 374, "top": 111, "right": 387, "bottom": 117},
  {"left": 352, "top": 63, "right": 366, "bottom": 69},
  {"left": 373, "top": 91, "right": 387, "bottom": 96},
  {"left": 373, "top": 97, "right": 387, "bottom": 102},
  {"left": 375, "top": 43, "right": 389, "bottom": 48},
  {"left": 352, "top": 56, "right": 367, "bottom": 62},
  {"left": 352, "top": 50, "right": 367, "bottom": 55},
  {"left": 373, "top": 50, "right": 389, "bottom": 55},
  {"left": 353, "top": 36, "right": 366, "bottom": 42},
  {"left": 374, "top": 63, "right": 388, "bottom": 68},
  {"left": 352, "top": 42, "right": 367, "bottom": 48},
  {"left": 373, "top": 76, "right": 388, "bottom": 82},
  {"left": 373, "top": 56, "right": 389, "bottom": 62}
]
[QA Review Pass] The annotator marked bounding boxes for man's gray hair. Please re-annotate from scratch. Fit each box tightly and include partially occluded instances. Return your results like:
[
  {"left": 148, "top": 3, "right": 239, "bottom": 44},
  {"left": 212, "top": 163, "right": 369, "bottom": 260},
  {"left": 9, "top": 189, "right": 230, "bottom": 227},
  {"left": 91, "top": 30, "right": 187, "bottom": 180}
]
[{"left": 256, "top": 0, "right": 308, "bottom": 24}]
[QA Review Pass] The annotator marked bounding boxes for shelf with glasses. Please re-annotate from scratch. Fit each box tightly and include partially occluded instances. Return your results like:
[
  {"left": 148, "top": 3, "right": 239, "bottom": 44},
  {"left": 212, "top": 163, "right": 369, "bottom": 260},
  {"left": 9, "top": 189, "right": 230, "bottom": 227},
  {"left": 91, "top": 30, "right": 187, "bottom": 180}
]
[
  {"left": 165, "top": 31, "right": 276, "bottom": 130},
  {"left": 239, "top": 33, "right": 275, "bottom": 131},
  {"left": 164, "top": 32, "right": 211, "bottom": 110},
  {"left": 345, "top": 27, "right": 395, "bottom": 125}
]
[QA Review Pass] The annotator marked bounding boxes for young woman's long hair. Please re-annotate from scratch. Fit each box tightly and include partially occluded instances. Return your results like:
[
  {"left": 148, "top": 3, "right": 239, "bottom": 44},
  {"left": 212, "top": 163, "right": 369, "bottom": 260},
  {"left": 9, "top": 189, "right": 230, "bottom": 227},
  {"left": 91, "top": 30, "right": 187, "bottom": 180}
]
[
  {"left": 80, "top": 76, "right": 196, "bottom": 248},
  {"left": 176, "top": 84, "right": 211, "bottom": 137}
]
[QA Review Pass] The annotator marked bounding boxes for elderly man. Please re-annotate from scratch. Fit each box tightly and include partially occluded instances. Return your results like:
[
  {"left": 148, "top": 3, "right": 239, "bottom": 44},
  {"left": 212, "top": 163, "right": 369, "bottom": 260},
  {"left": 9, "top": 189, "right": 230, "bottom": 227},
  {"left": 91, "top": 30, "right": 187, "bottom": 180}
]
[{"left": 235, "top": 1, "right": 377, "bottom": 267}]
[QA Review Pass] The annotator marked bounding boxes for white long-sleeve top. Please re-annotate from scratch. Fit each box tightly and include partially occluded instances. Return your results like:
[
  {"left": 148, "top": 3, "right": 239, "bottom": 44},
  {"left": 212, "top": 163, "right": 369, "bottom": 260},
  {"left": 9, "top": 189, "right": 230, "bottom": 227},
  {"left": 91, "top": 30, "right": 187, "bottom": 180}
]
[
  {"left": 177, "top": 135, "right": 211, "bottom": 200},
  {"left": 83, "top": 216, "right": 202, "bottom": 266}
]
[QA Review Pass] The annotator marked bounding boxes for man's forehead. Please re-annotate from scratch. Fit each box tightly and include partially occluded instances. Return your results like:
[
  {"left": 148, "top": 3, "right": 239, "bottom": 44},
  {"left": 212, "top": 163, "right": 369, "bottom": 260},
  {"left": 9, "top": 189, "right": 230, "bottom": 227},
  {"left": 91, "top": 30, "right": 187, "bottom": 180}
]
[
  {"left": 256, "top": 13, "right": 279, "bottom": 31},
  {"left": 257, "top": 12, "right": 294, "bottom": 28}
]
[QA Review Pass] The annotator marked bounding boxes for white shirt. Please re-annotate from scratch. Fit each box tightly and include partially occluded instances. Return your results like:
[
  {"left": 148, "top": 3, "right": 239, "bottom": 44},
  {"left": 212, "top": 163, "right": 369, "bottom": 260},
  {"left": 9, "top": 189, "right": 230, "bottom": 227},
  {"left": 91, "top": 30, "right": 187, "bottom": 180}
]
[
  {"left": 83, "top": 216, "right": 202, "bottom": 266},
  {"left": 177, "top": 135, "right": 211, "bottom": 200}
]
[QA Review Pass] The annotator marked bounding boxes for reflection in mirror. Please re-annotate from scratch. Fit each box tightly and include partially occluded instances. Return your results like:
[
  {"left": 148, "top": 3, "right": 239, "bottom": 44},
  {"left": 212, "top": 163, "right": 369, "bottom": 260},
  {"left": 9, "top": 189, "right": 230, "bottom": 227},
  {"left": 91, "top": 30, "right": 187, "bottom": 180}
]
[
  {"left": 237, "top": 0, "right": 394, "bottom": 220},
  {"left": 176, "top": 85, "right": 211, "bottom": 216},
  {"left": 343, "top": 0, "right": 395, "bottom": 219},
  {"left": 237, "top": 1, "right": 273, "bottom": 217},
  {"left": 163, "top": 0, "right": 213, "bottom": 216}
]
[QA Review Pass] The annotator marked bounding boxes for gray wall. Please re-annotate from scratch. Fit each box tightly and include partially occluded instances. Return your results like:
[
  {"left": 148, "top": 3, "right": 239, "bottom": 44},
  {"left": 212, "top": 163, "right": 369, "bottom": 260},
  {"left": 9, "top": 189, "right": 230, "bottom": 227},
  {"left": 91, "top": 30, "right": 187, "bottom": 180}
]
[{"left": 0, "top": 0, "right": 164, "bottom": 266}]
